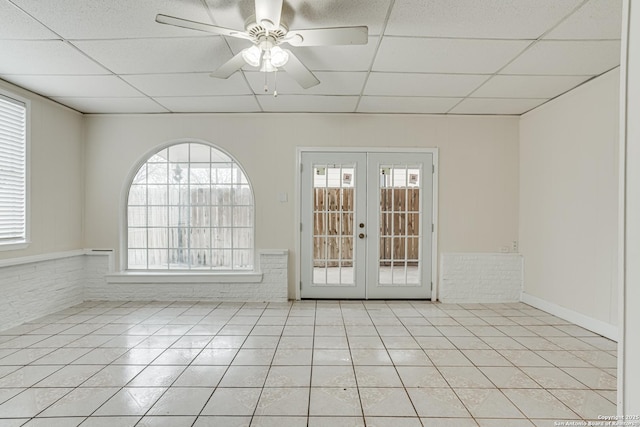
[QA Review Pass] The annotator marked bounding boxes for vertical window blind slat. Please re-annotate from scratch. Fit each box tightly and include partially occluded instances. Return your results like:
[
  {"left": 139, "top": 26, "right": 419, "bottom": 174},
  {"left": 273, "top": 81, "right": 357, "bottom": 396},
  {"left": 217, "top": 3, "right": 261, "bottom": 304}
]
[{"left": 0, "top": 94, "right": 27, "bottom": 243}]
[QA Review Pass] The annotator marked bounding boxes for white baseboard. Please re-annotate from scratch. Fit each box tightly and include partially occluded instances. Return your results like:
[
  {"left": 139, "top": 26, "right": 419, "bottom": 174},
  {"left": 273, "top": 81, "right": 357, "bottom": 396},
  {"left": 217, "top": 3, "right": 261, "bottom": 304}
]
[{"left": 521, "top": 292, "right": 618, "bottom": 341}]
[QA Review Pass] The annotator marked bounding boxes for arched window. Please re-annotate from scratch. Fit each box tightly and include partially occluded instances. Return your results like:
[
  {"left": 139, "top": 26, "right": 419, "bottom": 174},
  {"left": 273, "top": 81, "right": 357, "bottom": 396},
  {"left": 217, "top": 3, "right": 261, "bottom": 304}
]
[{"left": 126, "top": 142, "right": 254, "bottom": 271}]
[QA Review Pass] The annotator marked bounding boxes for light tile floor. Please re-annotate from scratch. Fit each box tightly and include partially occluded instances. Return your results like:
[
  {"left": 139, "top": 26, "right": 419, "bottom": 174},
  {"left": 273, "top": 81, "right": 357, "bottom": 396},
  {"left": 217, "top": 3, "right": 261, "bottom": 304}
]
[{"left": 0, "top": 301, "right": 617, "bottom": 427}]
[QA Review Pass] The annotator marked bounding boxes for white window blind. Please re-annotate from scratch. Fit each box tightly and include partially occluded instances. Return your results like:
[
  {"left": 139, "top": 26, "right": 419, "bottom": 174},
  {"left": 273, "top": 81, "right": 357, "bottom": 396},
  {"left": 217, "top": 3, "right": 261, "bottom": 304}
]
[{"left": 0, "top": 94, "right": 27, "bottom": 245}]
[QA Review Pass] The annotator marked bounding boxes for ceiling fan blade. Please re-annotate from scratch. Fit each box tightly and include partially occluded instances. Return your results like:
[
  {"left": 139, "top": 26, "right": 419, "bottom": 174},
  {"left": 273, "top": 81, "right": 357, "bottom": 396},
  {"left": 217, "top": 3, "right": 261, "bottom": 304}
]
[
  {"left": 285, "top": 26, "right": 368, "bottom": 47},
  {"left": 211, "top": 52, "right": 247, "bottom": 79},
  {"left": 156, "top": 14, "right": 250, "bottom": 40},
  {"left": 255, "top": 0, "right": 283, "bottom": 30},
  {"left": 281, "top": 49, "right": 320, "bottom": 89}
]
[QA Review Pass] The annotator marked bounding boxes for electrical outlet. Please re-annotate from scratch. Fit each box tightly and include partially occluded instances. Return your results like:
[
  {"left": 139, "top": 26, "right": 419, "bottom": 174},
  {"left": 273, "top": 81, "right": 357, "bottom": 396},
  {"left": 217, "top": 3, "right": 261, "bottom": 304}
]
[{"left": 500, "top": 246, "right": 510, "bottom": 253}]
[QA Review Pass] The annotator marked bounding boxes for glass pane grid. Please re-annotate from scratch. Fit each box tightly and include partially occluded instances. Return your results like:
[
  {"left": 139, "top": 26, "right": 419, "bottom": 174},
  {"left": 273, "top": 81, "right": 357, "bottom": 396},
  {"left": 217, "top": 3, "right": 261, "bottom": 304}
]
[
  {"left": 378, "top": 164, "right": 422, "bottom": 286},
  {"left": 312, "top": 164, "right": 356, "bottom": 286},
  {"left": 127, "top": 143, "right": 254, "bottom": 271}
]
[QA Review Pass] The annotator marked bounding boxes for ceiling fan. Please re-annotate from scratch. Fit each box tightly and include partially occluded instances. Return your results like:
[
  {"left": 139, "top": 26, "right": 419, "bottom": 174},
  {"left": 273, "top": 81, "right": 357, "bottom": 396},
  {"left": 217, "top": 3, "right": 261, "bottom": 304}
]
[{"left": 156, "top": 0, "right": 368, "bottom": 91}]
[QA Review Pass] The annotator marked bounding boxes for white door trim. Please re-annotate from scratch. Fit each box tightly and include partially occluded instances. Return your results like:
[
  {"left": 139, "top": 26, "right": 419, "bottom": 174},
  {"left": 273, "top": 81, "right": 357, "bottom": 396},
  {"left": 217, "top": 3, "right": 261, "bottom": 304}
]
[{"left": 295, "top": 147, "right": 439, "bottom": 300}]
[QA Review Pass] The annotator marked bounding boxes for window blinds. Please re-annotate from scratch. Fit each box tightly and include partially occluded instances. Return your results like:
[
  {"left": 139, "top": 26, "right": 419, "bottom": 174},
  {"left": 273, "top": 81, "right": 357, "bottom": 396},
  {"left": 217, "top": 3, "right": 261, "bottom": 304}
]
[{"left": 0, "top": 94, "right": 27, "bottom": 244}]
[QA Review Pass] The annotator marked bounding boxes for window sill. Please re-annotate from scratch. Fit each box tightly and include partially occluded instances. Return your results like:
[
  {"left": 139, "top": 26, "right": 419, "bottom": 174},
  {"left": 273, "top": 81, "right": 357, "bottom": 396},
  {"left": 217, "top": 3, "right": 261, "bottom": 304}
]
[
  {"left": 105, "top": 271, "right": 263, "bottom": 284},
  {"left": 0, "top": 241, "right": 30, "bottom": 252}
]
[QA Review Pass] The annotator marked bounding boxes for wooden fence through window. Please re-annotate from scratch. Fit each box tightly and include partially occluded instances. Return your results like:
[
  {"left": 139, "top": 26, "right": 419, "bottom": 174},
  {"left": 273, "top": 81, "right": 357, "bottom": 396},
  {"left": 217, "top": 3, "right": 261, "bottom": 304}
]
[
  {"left": 313, "top": 187, "right": 420, "bottom": 267},
  {"left": 128, "top": 187, "right": 253, "bottom": 269}
]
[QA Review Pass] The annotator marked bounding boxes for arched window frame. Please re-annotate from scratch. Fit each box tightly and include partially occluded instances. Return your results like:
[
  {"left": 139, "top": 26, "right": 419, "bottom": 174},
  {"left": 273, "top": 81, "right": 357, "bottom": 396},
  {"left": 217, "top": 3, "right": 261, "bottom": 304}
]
[{"left": 122, "top": 139, "right": 256, "bottom": 272}]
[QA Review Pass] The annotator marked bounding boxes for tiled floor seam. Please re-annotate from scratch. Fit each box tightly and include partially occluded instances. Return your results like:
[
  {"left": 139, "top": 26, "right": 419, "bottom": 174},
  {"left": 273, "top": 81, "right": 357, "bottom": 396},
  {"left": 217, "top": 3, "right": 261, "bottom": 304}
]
[{"left": 0, "top": 300, "right": 617, "bottom": 426}]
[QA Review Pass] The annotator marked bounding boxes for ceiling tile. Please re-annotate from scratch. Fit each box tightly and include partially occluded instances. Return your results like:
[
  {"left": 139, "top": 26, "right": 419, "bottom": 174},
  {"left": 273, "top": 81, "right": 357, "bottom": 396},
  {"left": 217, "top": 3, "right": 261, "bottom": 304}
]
[
  {"left": 205, "top": 0, "right": 391, "bottom": 36},
  {"left": 501, "top": 40, "right": 621, "bottom": 75},
  {"left": 73, "top": 37, "right": 233, "bottom": 75},
  {"left": 386, "top": 0, "right": 582, "bottom": 39},
  {"left": 357, "top": 96, "right": 461, "bottom": 114},
  {"left": 257, "top": 95, "right": 358, "bottom": 112},
  {"left": 0, "top": 75, "right": 143, "bottom": 97},
  {"left": 227, "top": 36, "right": 379, "bottom": 71},
  {"left": 0, "top": 0, "right": 622, "bottom": 115},
  {"left": 545, "top": 0, "right": 623, "bottom": 40},
  {"left": 52, "top": 97, "right": 168, "bottom": 114},
  {"left": 272, "top": 41, "right": 379, "bottom": 72},
  {"left": 449, "top": 98, "right": 547, "bottom": 115},
  {"left": 0, "top": 41, "right": 109, "bottom": 75},
  {"left": 364, "top": 73, "right": 489, "bottom": 97},
  {"left": 10, "top": 0, "right": 212, "bottom": 39},
  {"left": 373, "top": 38, "right": 531, "bottom": 73},
  {"left": 244, "top": 71, "right": 367, "bottom": 95},
  {"left": 472, "top": 75, "right": 592, "bottom": 98},
  {"left": 122, "top": 73, "right": 251, "bottom": 97},
  {"left": 0, "top": 1, "right": 58, "bottom": 40},
  {"left": 155, "top": 95, "right": 261, "bottom": 113},
  {"left": 200, "top": 0, "right": 249, "bottom": 29}
]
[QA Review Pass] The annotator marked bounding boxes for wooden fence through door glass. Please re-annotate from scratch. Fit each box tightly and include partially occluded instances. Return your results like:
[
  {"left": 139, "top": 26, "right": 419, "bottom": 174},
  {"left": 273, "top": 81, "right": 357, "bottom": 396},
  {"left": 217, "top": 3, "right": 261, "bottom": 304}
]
[{"left": 313, "top": 188, "right": 420, "bottom": 266}]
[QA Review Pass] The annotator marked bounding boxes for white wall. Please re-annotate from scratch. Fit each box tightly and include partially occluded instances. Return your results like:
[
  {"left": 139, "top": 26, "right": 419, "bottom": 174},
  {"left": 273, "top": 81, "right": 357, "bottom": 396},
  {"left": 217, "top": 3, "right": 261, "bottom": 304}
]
[
  {"left": 519, "top": 69, "right": 620, "bottom": 332},
  {"left": 83, "top": 114, "right": 520, "bottom": 297},
  {"left": 620, "top": 0, "right": 639, "bottom": 414},
  {"left": 0, "top": 80, "right": 84, "bottom": 260}
]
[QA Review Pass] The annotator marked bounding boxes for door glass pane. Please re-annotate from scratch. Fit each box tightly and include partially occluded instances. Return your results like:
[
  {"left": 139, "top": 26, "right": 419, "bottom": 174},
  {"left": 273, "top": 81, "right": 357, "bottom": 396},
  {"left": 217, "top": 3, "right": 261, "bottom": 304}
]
[
  {"left": 312, "top": 164, "right": 356, "bottom": 286},
  {"left": 378, "top": 165, "right": 421, "bottom": 286}
]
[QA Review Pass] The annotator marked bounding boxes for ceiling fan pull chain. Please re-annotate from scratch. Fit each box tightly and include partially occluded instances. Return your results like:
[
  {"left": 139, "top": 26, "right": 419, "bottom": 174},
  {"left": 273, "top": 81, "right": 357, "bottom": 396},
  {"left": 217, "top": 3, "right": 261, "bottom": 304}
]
[
  {"left": 156, "top": 0, "right": 368, "bottom": 90},
  {"left": 274, "top": 70, "right": 278, "bottom": 97},
  {"left": 264, "top": 70, "right": 269, "bottom": 93}
]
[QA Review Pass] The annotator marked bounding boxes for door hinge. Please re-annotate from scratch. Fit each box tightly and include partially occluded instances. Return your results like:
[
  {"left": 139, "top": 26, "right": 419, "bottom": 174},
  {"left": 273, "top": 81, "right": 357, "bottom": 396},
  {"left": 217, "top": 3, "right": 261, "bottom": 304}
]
[
  {"left": 300, "top": 163, "right": 303, "bottom": 173},
  {"left": 432, "top": 223, "right": 434, "bottom": 232},
  {"left": 431, "top": 282, "right": 433, "bottom": 291},
  {"left": 300, "top": 222, "right": 303, "bottom": 231},
  {"left": 432, "top": 164, "right": 435, "bottom": 174}
]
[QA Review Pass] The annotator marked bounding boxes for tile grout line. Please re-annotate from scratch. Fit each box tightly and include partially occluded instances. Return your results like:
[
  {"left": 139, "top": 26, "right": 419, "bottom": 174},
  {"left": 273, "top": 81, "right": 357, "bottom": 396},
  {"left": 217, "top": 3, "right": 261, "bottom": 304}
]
[
  {"left": 89, "top": 301, "right": 204, "bottom": 426},
  {"left": 340, "top": 300, "right": 366, "bottom": 425},
  {"left": 246, "top": 301, "right": 292, "bottom": 425},
  {"left": 3, "top": 300, "right": 153, "bottom": 424},
  {"left": 0, "top": 299, "right": 617, "bottom": 424}
]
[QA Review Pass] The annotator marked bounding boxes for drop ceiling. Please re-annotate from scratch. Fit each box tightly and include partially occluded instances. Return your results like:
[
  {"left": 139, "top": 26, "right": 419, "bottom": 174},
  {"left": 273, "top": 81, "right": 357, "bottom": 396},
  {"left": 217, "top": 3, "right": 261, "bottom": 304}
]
[{"left": 0, "top": 0, "right": 622, "bottom": 115}]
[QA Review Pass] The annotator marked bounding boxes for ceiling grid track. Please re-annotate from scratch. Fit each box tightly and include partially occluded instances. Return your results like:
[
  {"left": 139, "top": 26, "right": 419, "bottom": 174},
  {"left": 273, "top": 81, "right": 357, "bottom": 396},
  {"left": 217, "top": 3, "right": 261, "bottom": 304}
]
[
  {"left": 200, "top": 0, "right": 264, "bottom": 113},
  {"left": 445, "top": 0, "right": 592, "bottom": 114},
  {"left": 0, "top": 0, "right": 623, "bottom": 115},
  {"left": 354, "top": 0, "right": 396, "bottom": 113}
]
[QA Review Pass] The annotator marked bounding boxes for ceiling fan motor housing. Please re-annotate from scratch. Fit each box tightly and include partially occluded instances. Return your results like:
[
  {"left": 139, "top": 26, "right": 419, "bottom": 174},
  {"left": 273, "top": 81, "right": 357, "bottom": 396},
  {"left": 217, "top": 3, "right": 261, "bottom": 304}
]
[
  {"left": 246, "top": 20, "right": 288, "bottom": 44},
  {"left": 155, "top": 0, "right": 368, "bottom": 89}
]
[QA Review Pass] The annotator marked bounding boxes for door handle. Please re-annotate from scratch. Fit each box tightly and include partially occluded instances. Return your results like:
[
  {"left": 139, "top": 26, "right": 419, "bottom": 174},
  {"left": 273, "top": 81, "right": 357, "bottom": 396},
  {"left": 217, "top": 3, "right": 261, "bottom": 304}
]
[
  {"left": 359, "top": 233, "right": 366, "bottom": 239},
  {"left": 359, "top": 223, "right": 365, "bottom": 228}
]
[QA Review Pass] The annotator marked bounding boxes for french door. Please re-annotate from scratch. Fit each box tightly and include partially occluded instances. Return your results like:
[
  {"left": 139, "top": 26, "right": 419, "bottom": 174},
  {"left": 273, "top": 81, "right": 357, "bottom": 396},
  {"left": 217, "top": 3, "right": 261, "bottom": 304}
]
[{"left": 300, "top": 151, "right": 433, "bottom": 299}]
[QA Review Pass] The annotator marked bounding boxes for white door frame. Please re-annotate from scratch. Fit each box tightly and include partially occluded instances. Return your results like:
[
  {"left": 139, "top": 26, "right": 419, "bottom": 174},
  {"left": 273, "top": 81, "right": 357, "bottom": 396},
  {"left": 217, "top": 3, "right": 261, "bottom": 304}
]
[{"left": 295, "top": 147, "right": 439, "bottom": 300}]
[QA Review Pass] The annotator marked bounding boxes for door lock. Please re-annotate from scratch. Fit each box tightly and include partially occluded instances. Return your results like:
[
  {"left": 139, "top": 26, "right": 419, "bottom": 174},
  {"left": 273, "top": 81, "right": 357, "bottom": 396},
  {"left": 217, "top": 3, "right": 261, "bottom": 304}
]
[
  {"left": 359, "top": 223, "right": 365, "bottom": 228},
  {"left": 359, "top": 233, "right": 366, "bottom": 239}
]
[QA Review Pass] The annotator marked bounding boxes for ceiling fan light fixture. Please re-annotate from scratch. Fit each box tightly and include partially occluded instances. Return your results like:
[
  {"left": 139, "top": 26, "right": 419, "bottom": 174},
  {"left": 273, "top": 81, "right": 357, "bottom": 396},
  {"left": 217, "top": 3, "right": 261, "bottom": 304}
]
[
  {"left": 157, "top": 0, "right": 368, "bottom": 90},
  {"left": 241, "top": 45, "right": 262, "bottom": 67},
  {"left": 269, "top": 46, "right": 289, "bottom": 67},
  {"left": 260, "top": 59, "right": 277, "bottom": 73}
]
